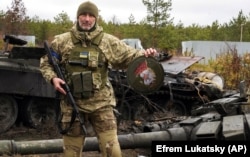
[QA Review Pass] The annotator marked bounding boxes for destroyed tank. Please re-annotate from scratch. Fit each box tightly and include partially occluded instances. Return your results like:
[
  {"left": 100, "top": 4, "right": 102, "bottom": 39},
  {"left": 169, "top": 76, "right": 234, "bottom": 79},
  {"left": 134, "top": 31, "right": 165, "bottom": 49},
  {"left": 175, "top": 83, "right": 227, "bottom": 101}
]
[
  {"left": 0, "top": 35, "right": 59, "bottom": 134},
  {"left": 111, "top": 38, "right": 226, "bottom": 122},
  {"left": 109, "top": 53, "right": 226, "bottom": 122}
]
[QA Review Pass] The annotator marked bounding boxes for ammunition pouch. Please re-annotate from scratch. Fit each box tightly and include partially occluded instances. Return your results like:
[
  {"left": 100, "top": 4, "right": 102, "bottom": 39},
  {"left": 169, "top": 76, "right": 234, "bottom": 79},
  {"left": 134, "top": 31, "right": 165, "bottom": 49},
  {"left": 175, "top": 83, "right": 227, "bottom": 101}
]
[{"left": 71, "top": 71, "right": 93, "bottom": 98}]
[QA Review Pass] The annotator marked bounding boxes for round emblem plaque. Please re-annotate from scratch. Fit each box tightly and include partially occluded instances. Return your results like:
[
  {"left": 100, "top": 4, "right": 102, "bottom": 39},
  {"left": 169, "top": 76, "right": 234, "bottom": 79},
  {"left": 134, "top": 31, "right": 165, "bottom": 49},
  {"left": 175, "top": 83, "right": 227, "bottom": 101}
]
[{"left": 126, "top": 56, "right": 164, "bottom": 94}]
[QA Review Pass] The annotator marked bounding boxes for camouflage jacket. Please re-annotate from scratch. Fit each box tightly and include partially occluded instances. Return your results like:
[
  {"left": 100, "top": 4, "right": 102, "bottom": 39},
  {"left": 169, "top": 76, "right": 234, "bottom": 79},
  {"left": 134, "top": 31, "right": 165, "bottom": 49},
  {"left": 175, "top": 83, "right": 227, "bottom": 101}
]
[{"left": 40, "top": 24, "right": 143, "bottom": 113}]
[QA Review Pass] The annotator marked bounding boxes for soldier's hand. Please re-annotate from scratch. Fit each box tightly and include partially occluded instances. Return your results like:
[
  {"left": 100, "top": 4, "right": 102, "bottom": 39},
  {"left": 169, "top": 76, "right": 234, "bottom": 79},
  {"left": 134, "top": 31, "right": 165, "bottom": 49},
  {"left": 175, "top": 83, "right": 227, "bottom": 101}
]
[
  {"left": 52, "top": 77, "right": 66, "bottom": 95},
  {"left": 144, "top": 48, "right": 158, "bottom": 57}
]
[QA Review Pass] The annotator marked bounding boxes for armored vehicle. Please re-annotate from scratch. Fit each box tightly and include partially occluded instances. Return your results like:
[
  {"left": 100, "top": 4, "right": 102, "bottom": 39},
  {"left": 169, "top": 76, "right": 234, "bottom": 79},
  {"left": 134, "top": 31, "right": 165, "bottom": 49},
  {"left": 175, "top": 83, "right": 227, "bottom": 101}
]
[
  {"left": 109, "top": 54, "right": 226, "bottom": 121},
  {"left": 0, "top": 35, "right": 58, "bottom": 134}
]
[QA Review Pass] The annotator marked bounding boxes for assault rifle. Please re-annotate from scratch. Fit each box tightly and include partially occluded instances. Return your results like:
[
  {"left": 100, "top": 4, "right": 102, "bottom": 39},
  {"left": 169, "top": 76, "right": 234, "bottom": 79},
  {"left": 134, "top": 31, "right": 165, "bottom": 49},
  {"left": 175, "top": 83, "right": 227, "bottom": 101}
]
[{"left": 44, "top": 40, "right": 87, "bottom": 135}]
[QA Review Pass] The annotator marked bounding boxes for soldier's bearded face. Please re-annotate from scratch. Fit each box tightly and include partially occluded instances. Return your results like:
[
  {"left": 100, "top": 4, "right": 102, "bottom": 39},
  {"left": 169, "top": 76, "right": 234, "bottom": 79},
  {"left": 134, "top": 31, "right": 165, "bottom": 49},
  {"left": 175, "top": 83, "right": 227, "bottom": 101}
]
[{"left": 78, "top": 13, "right": 96, "bottom": 31}]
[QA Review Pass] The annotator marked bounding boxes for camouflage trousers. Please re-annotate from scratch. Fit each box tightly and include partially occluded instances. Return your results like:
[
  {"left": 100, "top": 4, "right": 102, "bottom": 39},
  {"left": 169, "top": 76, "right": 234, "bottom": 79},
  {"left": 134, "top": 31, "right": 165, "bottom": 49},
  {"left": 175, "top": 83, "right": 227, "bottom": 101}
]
[{"left": 61, "top": 106, "right": 122, "bottom": 157}]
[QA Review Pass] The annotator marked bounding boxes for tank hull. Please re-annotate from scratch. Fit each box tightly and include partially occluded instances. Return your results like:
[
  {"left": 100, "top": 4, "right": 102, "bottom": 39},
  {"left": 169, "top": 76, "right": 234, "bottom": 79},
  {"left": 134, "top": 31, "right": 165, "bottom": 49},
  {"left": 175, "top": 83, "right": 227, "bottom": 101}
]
[{"left": 0, "top": 35, "right": 57, "bottom": 134}]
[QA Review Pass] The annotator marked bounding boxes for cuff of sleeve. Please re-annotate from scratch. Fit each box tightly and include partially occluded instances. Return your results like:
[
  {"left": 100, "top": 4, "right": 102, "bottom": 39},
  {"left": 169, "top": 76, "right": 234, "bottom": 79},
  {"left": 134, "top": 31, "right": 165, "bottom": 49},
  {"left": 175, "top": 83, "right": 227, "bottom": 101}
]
[{"left": 50, "top": 76, "right": 57, "bottom": 85}]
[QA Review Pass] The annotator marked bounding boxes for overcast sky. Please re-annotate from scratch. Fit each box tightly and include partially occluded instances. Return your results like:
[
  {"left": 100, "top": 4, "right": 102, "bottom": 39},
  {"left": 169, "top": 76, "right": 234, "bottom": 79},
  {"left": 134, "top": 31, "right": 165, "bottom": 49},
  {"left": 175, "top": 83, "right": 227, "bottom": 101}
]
[{"left": 0, "top": 0, "right": 250, "bottom": 26}]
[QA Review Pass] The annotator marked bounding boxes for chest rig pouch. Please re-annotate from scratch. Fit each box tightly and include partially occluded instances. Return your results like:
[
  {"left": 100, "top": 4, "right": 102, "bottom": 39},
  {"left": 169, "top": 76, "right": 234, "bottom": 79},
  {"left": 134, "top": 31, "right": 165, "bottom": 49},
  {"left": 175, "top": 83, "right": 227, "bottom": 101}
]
[
  {"left": 70, "top": 71, "right": 93, "bottom": 98},
  {"left": 66, "top": 32, "right": 107, "bottom": 99}
]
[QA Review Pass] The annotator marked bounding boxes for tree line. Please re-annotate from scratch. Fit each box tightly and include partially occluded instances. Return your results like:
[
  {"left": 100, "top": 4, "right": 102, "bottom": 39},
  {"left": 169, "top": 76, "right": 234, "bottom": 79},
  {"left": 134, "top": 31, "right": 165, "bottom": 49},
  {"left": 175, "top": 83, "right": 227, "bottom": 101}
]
[
  {"left": 1, "top": 0, "right": 250, "bottom": 89},
  {"left": 1, "top": 0, "right": 249, "bottom": 52}
]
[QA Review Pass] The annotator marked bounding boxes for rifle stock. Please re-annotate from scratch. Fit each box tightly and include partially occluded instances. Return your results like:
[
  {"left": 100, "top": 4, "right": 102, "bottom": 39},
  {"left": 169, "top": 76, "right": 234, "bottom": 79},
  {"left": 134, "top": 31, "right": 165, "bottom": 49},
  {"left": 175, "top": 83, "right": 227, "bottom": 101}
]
[{"left": 44, "top": 40, "right": 87, "bottom": 135}]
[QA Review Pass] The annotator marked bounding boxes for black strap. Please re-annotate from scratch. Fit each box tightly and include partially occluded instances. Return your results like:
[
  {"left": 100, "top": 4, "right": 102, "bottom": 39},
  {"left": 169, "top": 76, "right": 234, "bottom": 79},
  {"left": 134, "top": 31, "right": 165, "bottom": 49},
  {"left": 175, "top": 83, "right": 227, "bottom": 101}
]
[{"left": 57, "top": 109, "right": 77, "bottom": 134}]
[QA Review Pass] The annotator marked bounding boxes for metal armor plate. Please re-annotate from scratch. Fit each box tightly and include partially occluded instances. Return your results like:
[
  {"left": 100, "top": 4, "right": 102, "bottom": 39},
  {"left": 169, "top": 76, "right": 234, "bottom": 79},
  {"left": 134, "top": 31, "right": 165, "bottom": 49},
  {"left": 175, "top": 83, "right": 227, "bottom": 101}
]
[{"left": 126, "top": 56, "right": 164, "bottom": 94}]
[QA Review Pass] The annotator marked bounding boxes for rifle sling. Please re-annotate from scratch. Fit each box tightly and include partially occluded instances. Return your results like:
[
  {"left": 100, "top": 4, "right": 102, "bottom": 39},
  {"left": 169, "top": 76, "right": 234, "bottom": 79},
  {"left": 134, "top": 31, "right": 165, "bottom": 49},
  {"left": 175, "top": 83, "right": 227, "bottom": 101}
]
[{"left": 57, "top": 110, "right": 77, "bottom": 135}]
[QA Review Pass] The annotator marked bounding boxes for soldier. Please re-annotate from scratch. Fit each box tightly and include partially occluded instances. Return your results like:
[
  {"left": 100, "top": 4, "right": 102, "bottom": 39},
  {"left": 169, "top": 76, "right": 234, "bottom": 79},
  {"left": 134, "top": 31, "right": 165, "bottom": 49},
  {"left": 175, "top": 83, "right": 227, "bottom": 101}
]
[{"left": 40, "top": 1, "right": 157, "bottom": 157}]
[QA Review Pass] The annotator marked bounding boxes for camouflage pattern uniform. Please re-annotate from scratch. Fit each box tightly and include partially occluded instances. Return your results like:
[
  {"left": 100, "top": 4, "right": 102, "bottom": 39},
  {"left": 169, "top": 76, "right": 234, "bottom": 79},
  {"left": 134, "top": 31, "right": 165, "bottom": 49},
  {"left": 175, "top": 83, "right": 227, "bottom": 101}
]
[{"left": 40, "top": 23, "right": 143, "bottom": 157}]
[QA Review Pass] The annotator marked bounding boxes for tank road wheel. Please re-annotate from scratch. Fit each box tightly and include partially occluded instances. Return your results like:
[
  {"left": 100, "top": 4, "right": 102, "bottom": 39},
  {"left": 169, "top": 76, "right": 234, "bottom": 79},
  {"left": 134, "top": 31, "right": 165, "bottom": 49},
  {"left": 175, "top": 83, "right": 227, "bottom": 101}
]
[
  {"left": 23, "top": 98, "right": 59, "bottom": 129},
  {"left": 0, "top": 95, "right": 18, "bottom": 133},
  {"left": 164, "top": 100, "right": 187, "bottom": 116}
]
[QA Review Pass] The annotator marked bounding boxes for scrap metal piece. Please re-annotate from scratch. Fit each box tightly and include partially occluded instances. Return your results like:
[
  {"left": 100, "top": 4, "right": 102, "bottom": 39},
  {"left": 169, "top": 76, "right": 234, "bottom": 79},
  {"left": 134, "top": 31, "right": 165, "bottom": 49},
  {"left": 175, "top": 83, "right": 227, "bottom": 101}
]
[
  {"left": 222, "top": 115, "right": 246, "bottom": 140},
  {"left": 196, "top": 121, "right": 222, "bottom": 140},
  {"left": 161, "top": 56, "right": 204, "bottom": 75}
]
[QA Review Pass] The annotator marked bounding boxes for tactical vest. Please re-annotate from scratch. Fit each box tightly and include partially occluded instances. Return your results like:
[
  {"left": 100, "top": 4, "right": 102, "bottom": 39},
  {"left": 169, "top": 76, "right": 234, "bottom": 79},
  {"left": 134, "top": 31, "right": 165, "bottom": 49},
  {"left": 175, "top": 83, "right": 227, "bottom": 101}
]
[{"left": 65, "top": 32, "right": 107, "bottom": 98}]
